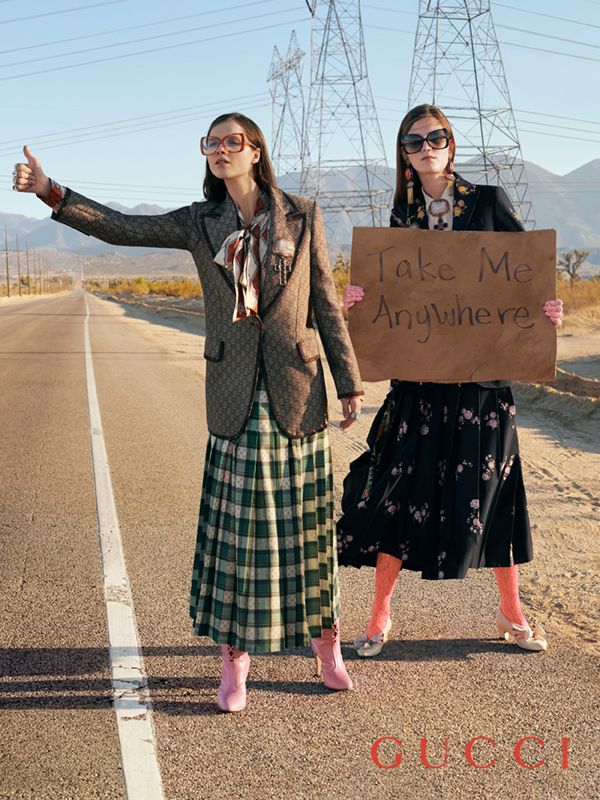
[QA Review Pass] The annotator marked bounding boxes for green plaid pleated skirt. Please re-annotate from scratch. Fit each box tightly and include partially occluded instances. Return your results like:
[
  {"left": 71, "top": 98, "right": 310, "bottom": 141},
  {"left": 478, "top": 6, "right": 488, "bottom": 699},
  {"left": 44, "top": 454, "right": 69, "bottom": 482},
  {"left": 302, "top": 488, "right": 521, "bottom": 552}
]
[{"left": 189, "top": 375, "right": 341, "bottom": 654}]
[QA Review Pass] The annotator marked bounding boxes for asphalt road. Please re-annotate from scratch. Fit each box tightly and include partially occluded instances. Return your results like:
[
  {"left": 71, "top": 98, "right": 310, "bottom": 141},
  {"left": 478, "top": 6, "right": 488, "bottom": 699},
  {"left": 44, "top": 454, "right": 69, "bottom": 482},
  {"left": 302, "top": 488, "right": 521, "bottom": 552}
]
[{"left": 1, "top": 289, "right": 598, "bottom": 800}]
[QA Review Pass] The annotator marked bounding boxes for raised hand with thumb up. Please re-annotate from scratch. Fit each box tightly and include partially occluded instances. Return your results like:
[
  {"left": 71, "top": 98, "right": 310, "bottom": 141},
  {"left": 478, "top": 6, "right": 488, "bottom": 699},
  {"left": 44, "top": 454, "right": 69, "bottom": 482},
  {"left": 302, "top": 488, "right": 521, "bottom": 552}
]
[{"left": 12, "top": 145, "right": 50, "bottom": 197}]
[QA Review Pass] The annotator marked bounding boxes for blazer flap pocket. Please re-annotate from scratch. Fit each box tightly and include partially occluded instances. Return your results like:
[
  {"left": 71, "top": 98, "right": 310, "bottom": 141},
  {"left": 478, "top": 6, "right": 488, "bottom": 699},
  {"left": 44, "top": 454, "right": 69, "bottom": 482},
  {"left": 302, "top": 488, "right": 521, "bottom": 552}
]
[
  {"left": 297, "top": 340, "right": 321, "bottom": 363},
  {"left": 204, "top": 337, "right": 224, "bottom": 362}
]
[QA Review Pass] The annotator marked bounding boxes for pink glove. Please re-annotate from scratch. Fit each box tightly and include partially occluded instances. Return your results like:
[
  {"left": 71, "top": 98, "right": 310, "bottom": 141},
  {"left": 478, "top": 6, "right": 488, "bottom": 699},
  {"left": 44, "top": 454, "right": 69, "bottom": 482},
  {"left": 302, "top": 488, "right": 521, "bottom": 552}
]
[
  {"left": 543, "top": 299, "right": 564, "bottom": 327},
  {"left": 342, "top": 284, "right": 365, "bottom": 312}
]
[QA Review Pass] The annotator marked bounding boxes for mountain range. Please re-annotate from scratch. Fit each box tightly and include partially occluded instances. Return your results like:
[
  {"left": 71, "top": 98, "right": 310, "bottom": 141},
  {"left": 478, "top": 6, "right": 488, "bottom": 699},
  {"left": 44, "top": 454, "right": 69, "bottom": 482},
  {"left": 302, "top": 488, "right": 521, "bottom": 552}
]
[{"left": 2, "top": 160, "right": 599, "bottom": 277}]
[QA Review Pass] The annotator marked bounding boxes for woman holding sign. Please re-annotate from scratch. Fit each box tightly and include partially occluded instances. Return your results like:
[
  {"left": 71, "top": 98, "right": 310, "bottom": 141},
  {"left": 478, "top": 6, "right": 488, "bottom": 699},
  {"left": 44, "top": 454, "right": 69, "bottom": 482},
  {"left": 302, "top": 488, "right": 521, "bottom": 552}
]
[
  {"left": 13, "top": 113, "right": 364, "bottom": 711},
  {"left": 339, "top": 104, "right": 562, "bottom": 656}
]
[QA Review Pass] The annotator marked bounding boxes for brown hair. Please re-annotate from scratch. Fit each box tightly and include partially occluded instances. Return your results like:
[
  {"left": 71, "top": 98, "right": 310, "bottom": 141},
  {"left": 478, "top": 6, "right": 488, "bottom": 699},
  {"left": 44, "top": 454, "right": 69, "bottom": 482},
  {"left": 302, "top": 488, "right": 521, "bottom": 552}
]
[
  {"left": 393, "top": 104, "right": 455, "bottom": 208},
  {"left": 202, "top": 112, "right": 278, "bottom": 202}
]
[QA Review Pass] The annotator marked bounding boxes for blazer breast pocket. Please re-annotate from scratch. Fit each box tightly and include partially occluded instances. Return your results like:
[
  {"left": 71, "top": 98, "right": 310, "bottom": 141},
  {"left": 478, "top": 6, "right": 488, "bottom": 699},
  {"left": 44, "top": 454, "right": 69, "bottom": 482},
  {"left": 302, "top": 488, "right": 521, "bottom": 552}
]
[{"left": 203, "top": 337, "right": 224, "bottom": 362}]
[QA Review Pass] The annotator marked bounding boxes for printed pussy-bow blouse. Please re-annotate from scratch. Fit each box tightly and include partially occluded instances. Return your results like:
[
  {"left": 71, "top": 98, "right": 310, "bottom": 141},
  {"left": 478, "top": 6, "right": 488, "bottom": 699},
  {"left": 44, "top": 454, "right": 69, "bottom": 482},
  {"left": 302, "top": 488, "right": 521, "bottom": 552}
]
[{"left": 214, "top": 191, "right": 270, "bottom": 322}]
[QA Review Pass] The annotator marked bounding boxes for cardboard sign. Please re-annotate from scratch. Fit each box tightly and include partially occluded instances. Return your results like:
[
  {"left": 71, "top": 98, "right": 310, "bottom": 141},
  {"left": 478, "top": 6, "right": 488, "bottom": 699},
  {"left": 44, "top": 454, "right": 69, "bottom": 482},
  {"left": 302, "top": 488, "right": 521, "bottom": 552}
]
[{"left": 349, "top": 228, "right": 557, "bottom": 383}]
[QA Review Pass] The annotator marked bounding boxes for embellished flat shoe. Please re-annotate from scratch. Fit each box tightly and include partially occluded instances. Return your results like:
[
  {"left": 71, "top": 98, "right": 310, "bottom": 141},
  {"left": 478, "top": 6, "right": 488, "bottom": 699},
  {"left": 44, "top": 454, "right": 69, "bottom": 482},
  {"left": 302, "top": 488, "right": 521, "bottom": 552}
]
[
  {"left": 354, "top": 618, "right": 392, "bottom": 658},
  {"left": 495, "top": 610, "right": 548, "bottom": 652}
]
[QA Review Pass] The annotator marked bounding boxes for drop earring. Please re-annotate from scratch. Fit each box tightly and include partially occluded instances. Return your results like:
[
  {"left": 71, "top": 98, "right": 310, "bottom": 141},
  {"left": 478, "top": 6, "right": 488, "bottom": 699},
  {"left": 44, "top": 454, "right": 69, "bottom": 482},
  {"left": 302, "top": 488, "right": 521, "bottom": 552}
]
[
  {"left": 446, "top": 158, "right": 455, "bottom": 192},
  {"left": 405, "top": 164, "right": 414, "bottom": 207}
]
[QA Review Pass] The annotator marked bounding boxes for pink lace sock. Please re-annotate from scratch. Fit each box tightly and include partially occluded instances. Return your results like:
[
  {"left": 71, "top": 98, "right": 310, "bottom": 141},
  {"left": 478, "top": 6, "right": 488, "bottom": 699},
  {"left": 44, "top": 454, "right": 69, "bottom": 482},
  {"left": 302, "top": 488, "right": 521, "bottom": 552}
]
[
  {"left": 492, "top": 566, "right": 528, "bottom": 628},
  {"left": 365, "top": 553, "right": 402, "bottom": 639}
]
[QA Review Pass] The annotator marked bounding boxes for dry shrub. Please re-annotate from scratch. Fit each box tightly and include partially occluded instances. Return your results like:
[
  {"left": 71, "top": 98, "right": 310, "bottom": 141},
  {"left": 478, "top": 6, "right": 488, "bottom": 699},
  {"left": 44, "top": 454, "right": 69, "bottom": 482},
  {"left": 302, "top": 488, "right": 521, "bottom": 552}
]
[
  {"left": 130, "top": 277, "right": 149, "bottom": 296},
  {"left": 332, "top": 253, "right": 351, "bottom": 305},
  {"left": 91, "top": 277, "right": 202, "bottom": 297},
  {"left": 107, "top": 278, "right": 130, "bottom": 294},
  {"left": 147, "top": 278, "right": 202, "bottom": 297},
  {"left": 557, "top": 275, "right": 600, "bottom": 314},
  {"left": 86, "top": 279, "right": 105, "bottom": 291}
]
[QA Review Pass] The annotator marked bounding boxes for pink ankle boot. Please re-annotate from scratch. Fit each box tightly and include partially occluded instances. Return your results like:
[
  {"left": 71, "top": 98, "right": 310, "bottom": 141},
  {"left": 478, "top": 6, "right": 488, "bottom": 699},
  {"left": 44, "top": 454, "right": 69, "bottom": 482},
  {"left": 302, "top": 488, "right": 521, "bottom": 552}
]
[
  {"left": 217, "top": 645, "right": 250, "bottom": 712},
  {"left": 310, "top": 620, "right": 353, "bottom": 691}
]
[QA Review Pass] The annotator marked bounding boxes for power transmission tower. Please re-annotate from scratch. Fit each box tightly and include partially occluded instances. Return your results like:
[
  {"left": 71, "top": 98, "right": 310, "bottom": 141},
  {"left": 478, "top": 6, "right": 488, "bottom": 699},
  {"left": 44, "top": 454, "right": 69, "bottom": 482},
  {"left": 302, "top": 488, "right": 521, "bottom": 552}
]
[
  {"left": 408, "top": 0, "right": 535, "bottom": 229},
  {"left": 268, "top": 30, "right": 306, "bottom": 193},
  {"left": 301, "top": 0, "right": 391, "bottom": 250}
]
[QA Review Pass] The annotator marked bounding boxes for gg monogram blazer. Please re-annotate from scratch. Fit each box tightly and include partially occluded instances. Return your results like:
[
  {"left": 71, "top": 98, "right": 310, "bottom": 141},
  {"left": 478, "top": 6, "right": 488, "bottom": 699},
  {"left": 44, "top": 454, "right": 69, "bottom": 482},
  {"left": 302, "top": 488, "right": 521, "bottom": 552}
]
[{"left": 52, "top": 185, "right": 364, "bottom": 438}]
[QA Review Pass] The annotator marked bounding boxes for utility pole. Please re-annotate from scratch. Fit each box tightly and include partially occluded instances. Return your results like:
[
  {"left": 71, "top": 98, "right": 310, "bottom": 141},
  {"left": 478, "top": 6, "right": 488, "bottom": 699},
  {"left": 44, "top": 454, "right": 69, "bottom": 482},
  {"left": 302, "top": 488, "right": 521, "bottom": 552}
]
[
  {"left": 16, "top": 234, "right": 22, "bottom": 297},
  {"left": 4, "top": 226, "right": 10, "bottom": 298},
  {"left": 25, "top": 242, "right": 31, "bottom": 294},
  {"left": 32, "top": 251, "right": 38, "bottom": 295}
]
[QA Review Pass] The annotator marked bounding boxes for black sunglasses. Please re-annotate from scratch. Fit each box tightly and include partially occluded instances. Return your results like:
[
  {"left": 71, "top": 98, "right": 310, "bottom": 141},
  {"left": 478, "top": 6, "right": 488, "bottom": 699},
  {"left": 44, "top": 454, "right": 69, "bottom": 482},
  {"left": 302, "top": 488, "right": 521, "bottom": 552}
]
[{"left": 400, "top": 128, "right": 451, "bottom": 154}]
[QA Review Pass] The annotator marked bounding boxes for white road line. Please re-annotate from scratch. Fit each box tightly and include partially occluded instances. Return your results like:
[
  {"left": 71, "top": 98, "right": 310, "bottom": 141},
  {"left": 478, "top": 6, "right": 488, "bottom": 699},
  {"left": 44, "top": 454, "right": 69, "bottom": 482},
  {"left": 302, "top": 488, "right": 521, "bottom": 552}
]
[{"left": 83, "top": 293, "right": 165, "bottom": 800}]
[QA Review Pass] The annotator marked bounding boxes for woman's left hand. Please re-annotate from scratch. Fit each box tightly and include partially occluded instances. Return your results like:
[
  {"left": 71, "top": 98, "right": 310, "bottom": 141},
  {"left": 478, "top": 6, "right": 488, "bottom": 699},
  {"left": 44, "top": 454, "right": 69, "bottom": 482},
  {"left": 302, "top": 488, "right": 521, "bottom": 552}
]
[
  {"left": 340, "top": 395, "right": 363, "bottom": 430},
  {"left": 543, "top": 299, "right": 564, "bottom": 327}
]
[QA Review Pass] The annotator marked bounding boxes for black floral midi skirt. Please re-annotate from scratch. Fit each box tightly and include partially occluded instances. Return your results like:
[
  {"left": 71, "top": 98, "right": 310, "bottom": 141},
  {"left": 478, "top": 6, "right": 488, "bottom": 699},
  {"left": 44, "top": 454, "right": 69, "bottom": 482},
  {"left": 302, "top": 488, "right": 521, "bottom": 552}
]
[{"left": 336, "top": 381, "right": 533, "bottom": 579}]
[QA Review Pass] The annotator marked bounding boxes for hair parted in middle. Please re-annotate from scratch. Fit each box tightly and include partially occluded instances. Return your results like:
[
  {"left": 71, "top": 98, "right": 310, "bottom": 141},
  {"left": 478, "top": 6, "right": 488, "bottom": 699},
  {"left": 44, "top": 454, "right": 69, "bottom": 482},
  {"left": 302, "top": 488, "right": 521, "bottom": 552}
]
[
  {"left": 393, "top": 104, "right": 455, "bottom": 209},
  {"left": 203, "top": 112, "right": 278, "bottom": 202}
]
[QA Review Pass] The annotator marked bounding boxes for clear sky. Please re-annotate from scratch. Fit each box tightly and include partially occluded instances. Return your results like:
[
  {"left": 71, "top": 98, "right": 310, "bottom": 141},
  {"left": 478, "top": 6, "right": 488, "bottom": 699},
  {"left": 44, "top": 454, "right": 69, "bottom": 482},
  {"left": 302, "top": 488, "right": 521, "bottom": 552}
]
[{"left": 1, "top": 0, "right": 599, "bottom": 218}]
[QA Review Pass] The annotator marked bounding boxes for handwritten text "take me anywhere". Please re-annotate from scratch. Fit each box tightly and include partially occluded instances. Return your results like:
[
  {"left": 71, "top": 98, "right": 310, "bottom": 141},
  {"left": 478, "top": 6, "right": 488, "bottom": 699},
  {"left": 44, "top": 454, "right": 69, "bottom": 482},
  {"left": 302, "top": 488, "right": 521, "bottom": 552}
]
[{"left": 370, "top": 245, "right": 535, "bottom": 344}]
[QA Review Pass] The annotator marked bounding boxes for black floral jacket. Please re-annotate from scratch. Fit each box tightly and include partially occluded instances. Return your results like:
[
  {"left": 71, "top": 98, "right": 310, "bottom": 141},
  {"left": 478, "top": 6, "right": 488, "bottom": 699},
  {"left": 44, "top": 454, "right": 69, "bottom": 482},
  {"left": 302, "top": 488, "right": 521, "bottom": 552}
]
[{"left": 390, "top": 172, "right": 525, "bottom": 233}]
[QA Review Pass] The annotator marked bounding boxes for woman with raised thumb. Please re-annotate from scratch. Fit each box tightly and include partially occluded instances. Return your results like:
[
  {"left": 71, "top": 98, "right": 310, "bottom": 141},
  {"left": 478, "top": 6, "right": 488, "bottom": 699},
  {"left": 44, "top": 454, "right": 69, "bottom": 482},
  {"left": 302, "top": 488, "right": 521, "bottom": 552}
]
[{"left": 14, "top": 115, "right": 364, "bottom": 711}]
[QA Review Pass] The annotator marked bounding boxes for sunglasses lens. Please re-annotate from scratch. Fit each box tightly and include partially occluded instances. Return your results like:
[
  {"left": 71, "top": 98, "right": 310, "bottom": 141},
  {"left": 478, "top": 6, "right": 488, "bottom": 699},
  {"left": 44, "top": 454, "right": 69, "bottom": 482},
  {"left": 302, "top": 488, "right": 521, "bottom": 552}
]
[
  {"left": 223, "top": 134, "right": 244, "bottom": 152},
  {"left": 428, "top": 131, "right": 449, "bottom": 149},
  {"left": 401, "top": 137, "right": 422, "bottom": 154},
  {"left": 201, "top": 136, "right": 218, "bottom": 154}
]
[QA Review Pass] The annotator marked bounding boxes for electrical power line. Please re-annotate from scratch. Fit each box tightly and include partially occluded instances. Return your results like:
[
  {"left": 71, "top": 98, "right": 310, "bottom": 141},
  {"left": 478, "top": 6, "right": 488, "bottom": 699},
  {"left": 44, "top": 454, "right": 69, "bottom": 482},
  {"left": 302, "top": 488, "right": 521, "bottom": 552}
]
[
  {"left": 518, "top": 127, "right": 600, "bottom": 144},
  {"left": 514, "top": 109, "right": 600, "bottom": 127},
  {"left": 376, "top": 94, "right": 600, "bottom": 128},
  {"left": 5, "top": 96, "right": 597, "bottom": 161},
  {"left": 497, "top": 22, "right": 598, "bottom": 50},
  {"left": 364, "top": 2, "right": 600, "bottom": 33},
  {"left": 0, "top": 0, "right": 279, "bottom": 56},
  {"left": 364, "top": 22, "right": 600, "bottom": 64},
  {"left": 377, "top": 115, "right": 600, "bottom": 144},
  {"left": 9, "top": 88, "right": 600, "bottom": 153},
  {"left": 0, "top": 7, "right": 300, "bottom": 70},
  {"left": 0, "top": 101, "right": 271, "bottom": 157},
  {"left": 0, "top": 92, "right": 270, "bottom": 148},
  {"left": 5, "top": 172, "right": 600, "bottom": 196},
  {"left": 0, "top": 175, "right": 204, "bottom": 192},
  {"left": 493, "top": 2, "right": 600, "bottom": 30},
  {"left": 375, "top": 101, "right": 600, "bottom": 136},
  {"left": 0, "top": 16, "right": 309, "bottom": 81},
  {"left": 0, "top": 0, "right": 131, "bottom": 25},
  {"left": 514, "top": 120, "right": 600, "bottom": 136},
  {"left": 503, "top": 39, "right": 600, "bottom": 64}
]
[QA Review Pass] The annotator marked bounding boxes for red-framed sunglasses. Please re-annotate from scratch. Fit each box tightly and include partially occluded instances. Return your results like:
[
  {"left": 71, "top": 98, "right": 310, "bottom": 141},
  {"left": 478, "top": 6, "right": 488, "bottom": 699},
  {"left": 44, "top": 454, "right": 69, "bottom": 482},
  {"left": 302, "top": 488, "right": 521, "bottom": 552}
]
[{"left": 200, "top": 132, "right": 257, "bottom": 155}]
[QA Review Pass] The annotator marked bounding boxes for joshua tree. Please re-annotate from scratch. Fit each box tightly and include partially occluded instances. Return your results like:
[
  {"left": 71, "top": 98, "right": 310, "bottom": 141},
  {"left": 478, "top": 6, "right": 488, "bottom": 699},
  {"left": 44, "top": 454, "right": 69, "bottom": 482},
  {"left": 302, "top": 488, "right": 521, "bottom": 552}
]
[
  {"left": 558, "top": 249, "right": 589, "bottom": 289},
  {"left": 332, "top": 252, "right": 350, "bottom": 272}
]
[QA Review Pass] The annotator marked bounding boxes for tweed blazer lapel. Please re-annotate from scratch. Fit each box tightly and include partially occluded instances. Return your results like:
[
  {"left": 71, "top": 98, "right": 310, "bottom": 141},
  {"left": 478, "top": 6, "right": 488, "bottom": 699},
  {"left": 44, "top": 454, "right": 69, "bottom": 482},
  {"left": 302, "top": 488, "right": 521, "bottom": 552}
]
[
  {"left": 199, "top": 194, "right": 239, "bottom": 292},
  {"left": 259, "top": 187, "right": 307, "bottom": 317}
]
